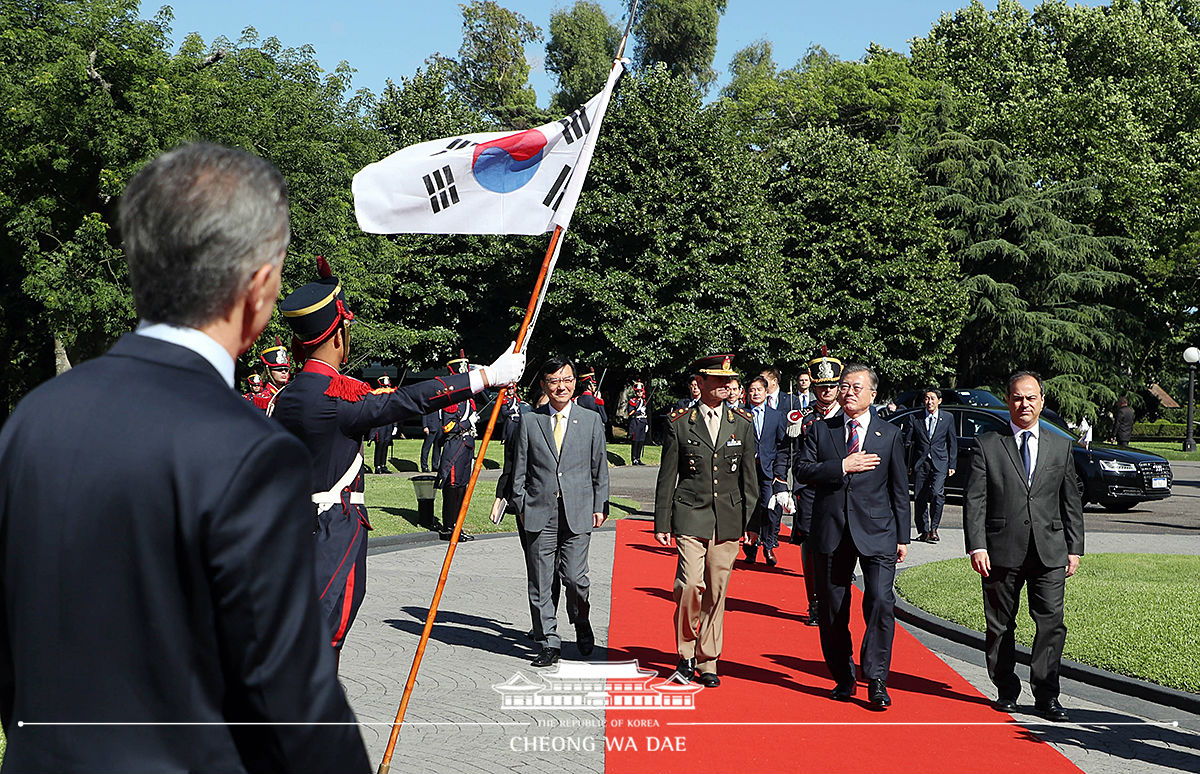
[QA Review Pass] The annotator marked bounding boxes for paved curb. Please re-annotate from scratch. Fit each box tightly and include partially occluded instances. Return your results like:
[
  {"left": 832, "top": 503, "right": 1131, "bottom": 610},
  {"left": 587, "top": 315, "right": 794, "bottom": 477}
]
[
  {"left": 366, "top": 522, "right": 621, "bottom": 555},
  {"left": 893, "top": 595, "right": 1200, "bottom": 715}
]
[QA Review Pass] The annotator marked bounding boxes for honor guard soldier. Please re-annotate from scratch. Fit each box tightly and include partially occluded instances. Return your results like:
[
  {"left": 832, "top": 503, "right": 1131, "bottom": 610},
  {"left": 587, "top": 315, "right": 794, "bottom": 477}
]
[
  {"left": 655, "top": 355, "right": 759, "bottom": 688},
  {"left": 272, "top": 259, "right": 524, "bottom": 662},
  {"left": 500, "top": 385, "right": 531, "bottom": 445},
  {"left": 790, "top": 351, "right": 844, "bottom": 625},
  {"left": 242, "top": 373, "right": 265, "bottom": 406},
  {"left": 627, "top": 380, "right": 649, "bottom": 465},
  {"left": 260, "top": 335, "right": 291, "bottom": 394},
  {"left": 576, "top": 366, "right": 608, "bottom": 425},
  {"left": 437, "top": 352, "right": 481, "bottom": 540},
  {"left": 368, "top": 375, "right": 397, "bottom": 474}
]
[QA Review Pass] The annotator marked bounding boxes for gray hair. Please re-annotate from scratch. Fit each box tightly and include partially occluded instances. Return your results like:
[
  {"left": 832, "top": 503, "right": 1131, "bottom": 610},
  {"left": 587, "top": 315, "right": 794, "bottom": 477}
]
[
  {"left": 841, "top": 363, "right": 878, "bottom": 391},
  {"left": 119, "top": 142, "right": 289, "bottom": 327}
]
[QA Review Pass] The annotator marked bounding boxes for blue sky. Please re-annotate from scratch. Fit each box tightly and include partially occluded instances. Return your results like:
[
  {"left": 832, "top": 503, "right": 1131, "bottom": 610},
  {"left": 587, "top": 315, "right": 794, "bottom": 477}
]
[{"left": 143, "top": 1, "right": 1105, "bottom": 105}]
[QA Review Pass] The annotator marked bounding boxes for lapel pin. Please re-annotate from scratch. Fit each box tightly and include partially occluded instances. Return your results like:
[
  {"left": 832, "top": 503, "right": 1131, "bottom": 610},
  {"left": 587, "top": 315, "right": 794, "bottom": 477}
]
[{"left": 875, "top": 430, "right": 881, "bottom": 436}]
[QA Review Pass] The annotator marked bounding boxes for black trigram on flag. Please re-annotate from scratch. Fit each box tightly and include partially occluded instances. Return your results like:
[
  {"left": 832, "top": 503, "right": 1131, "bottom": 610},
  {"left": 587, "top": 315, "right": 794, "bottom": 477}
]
[
  {"left": 423, "top": 165, "right": 460, "bottom": 214},
  {"left": 543, "top": 164, "right": 573, "bottom": 210},
  {"left": 432, "top": 138, "right": 474, "bottom": 156},
  {"left": 559, "top": 106, "right": 591, "bottom": 144}
]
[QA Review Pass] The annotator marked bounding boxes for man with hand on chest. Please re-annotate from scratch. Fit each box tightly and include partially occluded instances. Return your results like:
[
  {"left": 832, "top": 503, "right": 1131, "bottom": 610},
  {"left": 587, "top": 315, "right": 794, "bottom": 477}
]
[
  {"left": 655, "top": 354, "right": 758, "bottom": 688},
  {"left": 795, "top": 363, "right": 910, "bottom": 709}
]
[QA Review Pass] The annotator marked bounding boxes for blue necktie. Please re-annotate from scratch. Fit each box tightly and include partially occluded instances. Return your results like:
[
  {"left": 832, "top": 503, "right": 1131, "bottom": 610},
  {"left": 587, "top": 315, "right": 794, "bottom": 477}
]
[
  {"left": 1020, "top": 430, "right": 1033, "bottom": 484},
  {"left": 753, "top": 405, "right": 763, "bottom": 438}
]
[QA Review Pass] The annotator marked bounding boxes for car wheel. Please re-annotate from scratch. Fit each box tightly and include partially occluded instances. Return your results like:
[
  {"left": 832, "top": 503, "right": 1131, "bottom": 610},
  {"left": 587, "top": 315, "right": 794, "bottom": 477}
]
[{"left": 1099, "top": 499, "right": 1137, "bottom": 512}]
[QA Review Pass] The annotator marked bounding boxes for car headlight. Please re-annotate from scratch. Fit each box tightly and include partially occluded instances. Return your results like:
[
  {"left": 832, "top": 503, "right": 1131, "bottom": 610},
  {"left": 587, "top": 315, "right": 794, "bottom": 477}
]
[{"left": 1098, "top": 459, "right": 1137, "bottom": 473}]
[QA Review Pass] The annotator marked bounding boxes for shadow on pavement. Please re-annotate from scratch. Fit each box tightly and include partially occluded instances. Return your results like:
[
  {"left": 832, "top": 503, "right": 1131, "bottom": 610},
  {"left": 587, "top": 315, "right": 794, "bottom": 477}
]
[
  {"left": 384, "top": 606, "right": 537, "bottom": 660},
  {"left": 1028, "top": 707, "right": 1200, "bottom": 773}
]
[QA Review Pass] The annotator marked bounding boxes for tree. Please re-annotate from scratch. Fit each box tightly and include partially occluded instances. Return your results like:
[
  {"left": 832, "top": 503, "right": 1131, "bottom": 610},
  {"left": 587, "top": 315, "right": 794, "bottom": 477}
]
[
  {"left": 545, "top": 1, "right": 621, "bottom": 114},
  {"left": 721, "top": 39, "right": 776, "bottom": 102},
  {"left": 909, "top": 0, "right": 1200, "bottom": 390},
  {"left": 764, "top": 126, "right": 966, "bottom": 390},
  {"left": 452, "top": 0, "right": 545, "bottom": 128},
  {"left": 633, "top": 0, "right": 727, "bottom": 94},
  {"left": 915, "top": 129, "right": 1135, "bottom": 417}
]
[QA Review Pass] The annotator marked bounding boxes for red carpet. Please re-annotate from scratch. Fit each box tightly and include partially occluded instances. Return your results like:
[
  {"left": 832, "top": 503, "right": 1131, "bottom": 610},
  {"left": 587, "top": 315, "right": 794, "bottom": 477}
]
[{"left": 605, "top": 520, "right": 1082, "bottom": 774}]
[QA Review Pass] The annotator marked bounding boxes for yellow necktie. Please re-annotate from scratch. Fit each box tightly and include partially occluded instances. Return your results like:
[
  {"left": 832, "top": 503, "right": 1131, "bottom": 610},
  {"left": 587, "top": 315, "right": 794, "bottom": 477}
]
[{"left": 553, "top": 412, "right": 565, "bottom": 452}]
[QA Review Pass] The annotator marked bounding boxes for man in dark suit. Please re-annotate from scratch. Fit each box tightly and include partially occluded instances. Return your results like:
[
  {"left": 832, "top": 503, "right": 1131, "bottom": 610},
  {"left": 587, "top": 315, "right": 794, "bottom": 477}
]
[
  {"left": 655, "top": 355, "right": 758, "bottom": 688},
  {"left": 964, "top": 371, "right": 1084, "bottom": 722},
  {"left": 795, "top": 363, "right": 910, "bottom": 709},
  {"left": 421, "top": 408, "right": 443, "bottom": 472},
  {"left": 905, "top": 387, "right": 958, "bottom": 543},
  {"left": 0, "top": 143, "right": 370, "bottom": 771},
  {"left": 511, "top": 357, "right": 610, "bottom": 667},
  {"left": 743, "top": 375, "right": 791, "bottom": 566}
]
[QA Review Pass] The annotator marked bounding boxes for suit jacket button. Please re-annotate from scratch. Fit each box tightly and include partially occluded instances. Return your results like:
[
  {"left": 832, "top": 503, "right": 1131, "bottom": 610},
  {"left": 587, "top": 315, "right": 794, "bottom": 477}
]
[{"left": 1024, "top": 519, "right": 1030, "bottom": 524}]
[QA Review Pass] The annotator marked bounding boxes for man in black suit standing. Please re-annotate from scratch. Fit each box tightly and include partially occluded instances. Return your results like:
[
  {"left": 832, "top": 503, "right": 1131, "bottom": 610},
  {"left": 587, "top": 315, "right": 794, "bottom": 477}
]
[
  {"left": 795, "top": 363, "right": 910, "bottom": 709},
  {"left": 905, "top": 387, "right": 958, "bottom": 543},
  {"left": 964, "top": 371, "right": 1084, "bottom": 722},
  {"left": 0, "top": 143, "right": 370, "bottom": 771},
  {"left": 743, "top": 375, "right": 791, "bottom": 566}
]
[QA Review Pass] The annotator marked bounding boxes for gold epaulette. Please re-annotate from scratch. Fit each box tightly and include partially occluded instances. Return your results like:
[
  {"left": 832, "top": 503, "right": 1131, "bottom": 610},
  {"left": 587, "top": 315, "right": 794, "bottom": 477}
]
[
  {"left": 669, "top": 406, "right": 690, "bottom": 422},
  {"left": 730, "top": 406, "right": 753, "bottom": 422}
]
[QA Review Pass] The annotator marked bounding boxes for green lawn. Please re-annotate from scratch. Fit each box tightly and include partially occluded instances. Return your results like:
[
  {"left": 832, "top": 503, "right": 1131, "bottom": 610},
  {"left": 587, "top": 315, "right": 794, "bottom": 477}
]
[
  {"left": 364, "top": 439, "right": 645, "bottom": 537},
  {"left": 1126, "top": 441, "right": 1200, "bottom": 462},
  {"left": 895, "top": 554, "right": 1200, "bottom": 693}
]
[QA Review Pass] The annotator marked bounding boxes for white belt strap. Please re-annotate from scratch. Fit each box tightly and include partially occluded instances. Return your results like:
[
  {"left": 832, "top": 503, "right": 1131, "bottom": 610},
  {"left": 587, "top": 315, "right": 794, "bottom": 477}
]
[{"left": 312, "top": 452, "right": 365, "bottom": 513}]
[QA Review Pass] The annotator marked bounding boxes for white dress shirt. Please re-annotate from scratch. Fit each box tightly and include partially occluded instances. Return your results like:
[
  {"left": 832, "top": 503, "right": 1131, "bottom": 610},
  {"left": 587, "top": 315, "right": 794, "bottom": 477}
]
[{"left": 135, "top": 321, "right": 234, "bottom": 388}]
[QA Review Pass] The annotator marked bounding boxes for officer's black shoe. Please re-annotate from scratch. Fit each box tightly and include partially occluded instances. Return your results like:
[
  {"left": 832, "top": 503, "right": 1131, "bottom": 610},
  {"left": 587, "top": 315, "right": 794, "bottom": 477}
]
[
  {"left": 674, "top": 658, "right": 696, "bottom": 681},
  {"left": 868, "top": 679, "right": 891, "bottom": 709},
  {"left": 764, "top": 548, "right": 778, "bottom": 567},
  {"left": 531, "top": 647, "right": 560, "bottom": 667},
  {"left": 743, "top": 542, "right": 758, "bottom": 563},
  {"left": 697, "top": 672, "right": 720, "bottom": 688},
  {"left": 804, "top": 603, "right": 820, "bottom": 626},
  {"left": 1035, "top": 698, "right": 1069, "bottom": 722},
  {"left": 576, "top": 620, "right": 595, "bottom": 658},
  {"left": 993, "top": 696, "right": 1019, "bottom": 713},
  {"left": 831, "top": 681, "right": 856, "bottom": 701}
]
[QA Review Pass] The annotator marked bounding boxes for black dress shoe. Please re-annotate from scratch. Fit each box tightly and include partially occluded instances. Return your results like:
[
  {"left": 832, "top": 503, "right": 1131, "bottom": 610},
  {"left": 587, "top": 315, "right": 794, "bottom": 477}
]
[
  {"left": 439, "top": 529, "right": 474, "bottom": 541},
  {"left": 531, "top": 647, "right": 560, "bottom": 667},
  {"left": 868, "top": 679, "right": 891, "bottom": 709},
  {"left": 697, "top": 672, "right": 720, "bottom": 688},
  {"left": 930, "top": 530, "right": 940, "bottom": 542},
  {"left": 575, "top": 620, "right": 595, "bottom": 658},
  {"left": 764, "top": 547, "right": 778, "bottom": 567},
  {"left": 1035, "top": 698, "right": 1069, "bottom": 722},
  {"left": 993, "top": 697, "right": 1019, "bottom": 713},
  {"left": 831, "top": 681, "right": 856, "bottom": 701},
  {"left": 743, "top": 542, "right": 758, "bottom": 563},
  {"left": 674, "top": 658, "right": 696, "bottom": 681},
  {"left": 804, "top": 607, "right": 820, "bottom": 626}
]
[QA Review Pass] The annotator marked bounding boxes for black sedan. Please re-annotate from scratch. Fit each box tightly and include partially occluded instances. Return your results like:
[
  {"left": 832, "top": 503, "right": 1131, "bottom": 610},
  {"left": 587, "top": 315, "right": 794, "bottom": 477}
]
[{"left": 886, "top": 405, "right": 1173, "bottom": 511}]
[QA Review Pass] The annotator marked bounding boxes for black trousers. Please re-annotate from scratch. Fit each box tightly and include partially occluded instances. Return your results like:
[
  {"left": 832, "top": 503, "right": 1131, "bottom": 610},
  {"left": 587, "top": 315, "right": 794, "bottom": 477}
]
[
  {"left": 373, "top": 440, "right": 391, "bottom": 472},
  {"left": 982, "top": 548, "right": 1067, "bottom": 702},
  {"left": 629, "top": 418, "right": 648, "bottom": 461},
  {"left": 815, "top": 529, "right": 897, "bottom": 683},
  {"left": 913, "top": 461, "right": 948, "bottom": 533},
  {"left": 421, "top": 432, "right": 442, "bottom": 471}
]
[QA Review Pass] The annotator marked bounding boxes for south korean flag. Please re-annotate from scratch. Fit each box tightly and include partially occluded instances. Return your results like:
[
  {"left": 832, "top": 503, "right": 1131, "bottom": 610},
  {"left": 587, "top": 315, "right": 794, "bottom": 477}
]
[{"left": 353, "top": 60, "right": 625, "bottom": 236}]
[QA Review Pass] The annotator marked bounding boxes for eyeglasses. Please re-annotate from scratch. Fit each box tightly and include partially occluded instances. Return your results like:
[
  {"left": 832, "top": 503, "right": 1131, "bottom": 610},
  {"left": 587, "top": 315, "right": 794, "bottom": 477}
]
[
  {"left": 544, "top": 377, "right": 576, "bottom": 387},
  {"left": 838, "top": 383, "right": 873, "bottom": 394}
]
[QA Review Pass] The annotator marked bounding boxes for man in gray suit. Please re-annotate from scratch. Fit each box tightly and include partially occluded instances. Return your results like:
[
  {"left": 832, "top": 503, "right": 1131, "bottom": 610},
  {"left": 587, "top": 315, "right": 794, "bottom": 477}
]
[
  {"left": 964, "top": 371, "right": 1085, "bottom": 722},
  {"left": 511, "top": 356, "right": 610, "bottom": 667}
]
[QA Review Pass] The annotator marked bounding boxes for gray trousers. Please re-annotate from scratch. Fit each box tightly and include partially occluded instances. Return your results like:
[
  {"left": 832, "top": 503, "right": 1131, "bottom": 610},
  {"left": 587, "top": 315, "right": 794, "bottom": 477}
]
[{"left": 527, "top": 501, "right": 591, "bottom": 649}]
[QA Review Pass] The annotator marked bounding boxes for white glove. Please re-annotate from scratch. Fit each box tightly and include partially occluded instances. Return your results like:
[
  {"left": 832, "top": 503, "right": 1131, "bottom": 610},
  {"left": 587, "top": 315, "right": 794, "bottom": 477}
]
[
  {"left": 786, "top": 418, "right": 803, "bottom": 438},
  {"left": 482, "top": 341, "right": 526, "bottom": 388},
  {"left": 778, "top": 491, "right": 796, "bottom": 515}
]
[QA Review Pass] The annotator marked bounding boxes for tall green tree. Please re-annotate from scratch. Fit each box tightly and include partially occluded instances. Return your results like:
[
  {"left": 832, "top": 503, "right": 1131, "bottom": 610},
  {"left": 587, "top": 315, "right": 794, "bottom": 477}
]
[
  {"left": 545, "top": 1, "right": 621, "bottom": 114},
  {"left": 633, "top": 0, "right": 727, "bottom": 94},
  {"left": 910, "top": 0, "right": 1200, "bottom": 388},
  {"left": 916, "top": 129, "right": 1135, "bottom": 416},
  {"left": 453, "top": 0, "right": 545, "bottom": 128},
  {"left": 765, "top": 126, "right": 966, "bottom": 389}
]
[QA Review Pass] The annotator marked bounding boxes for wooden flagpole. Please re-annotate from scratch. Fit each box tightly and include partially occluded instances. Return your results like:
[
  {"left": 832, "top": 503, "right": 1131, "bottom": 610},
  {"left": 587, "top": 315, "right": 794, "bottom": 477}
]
[{"left": 375, "top": 226, "right": 564, "bottom": 774}]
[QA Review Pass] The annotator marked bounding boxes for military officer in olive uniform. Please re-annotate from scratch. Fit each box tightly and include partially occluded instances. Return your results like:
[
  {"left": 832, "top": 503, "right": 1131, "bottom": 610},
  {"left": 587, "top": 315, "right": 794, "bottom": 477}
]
[{"left": 655, "top": 354, "right": 759, "bottom": 688}]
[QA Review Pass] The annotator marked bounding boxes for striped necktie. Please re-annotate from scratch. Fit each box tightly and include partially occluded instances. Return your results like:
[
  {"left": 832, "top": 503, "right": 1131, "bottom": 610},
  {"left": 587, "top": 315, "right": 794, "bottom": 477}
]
[{"left": 847, "top": 418, "right": 861, "bottom": 455}]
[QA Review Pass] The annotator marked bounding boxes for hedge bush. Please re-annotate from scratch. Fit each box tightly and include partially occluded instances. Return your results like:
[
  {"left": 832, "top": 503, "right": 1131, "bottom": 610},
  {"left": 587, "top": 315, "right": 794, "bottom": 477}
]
[{"left": 1132, "top": 420, "right": 1192, "bottom": 439}]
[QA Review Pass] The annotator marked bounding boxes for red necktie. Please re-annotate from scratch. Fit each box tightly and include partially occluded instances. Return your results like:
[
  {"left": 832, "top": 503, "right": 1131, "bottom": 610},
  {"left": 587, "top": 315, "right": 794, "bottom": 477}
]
[{"left": 847, "top": 418, "right": 860, "bottom": 455}]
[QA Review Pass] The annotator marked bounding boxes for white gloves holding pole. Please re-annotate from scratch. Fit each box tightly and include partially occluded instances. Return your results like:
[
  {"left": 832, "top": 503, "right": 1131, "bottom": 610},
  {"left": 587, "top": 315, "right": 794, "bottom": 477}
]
[{"left": 472, "top": 341, "right": 526, "bottom": 391}]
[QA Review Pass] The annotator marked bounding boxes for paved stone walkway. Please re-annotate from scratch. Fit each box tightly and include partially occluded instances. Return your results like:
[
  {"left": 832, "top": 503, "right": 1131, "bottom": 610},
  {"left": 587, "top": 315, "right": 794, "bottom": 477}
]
[{"left": 340, "top": 525, "right": 1200, "bottom": 774}]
